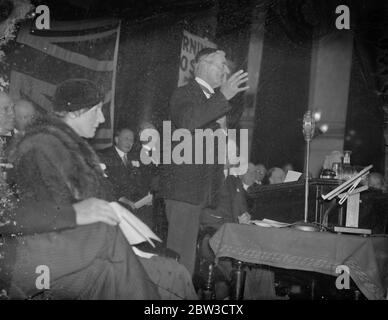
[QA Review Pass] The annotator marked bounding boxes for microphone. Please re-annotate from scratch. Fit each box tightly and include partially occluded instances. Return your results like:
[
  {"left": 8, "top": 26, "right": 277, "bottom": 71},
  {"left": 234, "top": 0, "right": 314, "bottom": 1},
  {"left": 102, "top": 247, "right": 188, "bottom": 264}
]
[{"left": 303, "top": 110, "right": 315, "bottom": 141}]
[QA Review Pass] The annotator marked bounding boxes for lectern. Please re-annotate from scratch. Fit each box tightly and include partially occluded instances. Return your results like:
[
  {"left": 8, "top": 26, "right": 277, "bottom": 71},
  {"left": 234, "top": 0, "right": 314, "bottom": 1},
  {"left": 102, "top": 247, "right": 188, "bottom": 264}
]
[{"left": 322, "top": 165, "right": 373, "bottom": 235}]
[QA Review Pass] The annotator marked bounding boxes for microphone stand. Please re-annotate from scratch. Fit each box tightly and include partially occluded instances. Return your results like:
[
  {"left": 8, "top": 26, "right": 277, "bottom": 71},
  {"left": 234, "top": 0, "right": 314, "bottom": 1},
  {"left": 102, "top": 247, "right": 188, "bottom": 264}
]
[
  {"left": 304, "top": 137, "right": 310, "bottom": 223},
  {"left": 292, "top": 110, "right": 320, "bottom": 232}
]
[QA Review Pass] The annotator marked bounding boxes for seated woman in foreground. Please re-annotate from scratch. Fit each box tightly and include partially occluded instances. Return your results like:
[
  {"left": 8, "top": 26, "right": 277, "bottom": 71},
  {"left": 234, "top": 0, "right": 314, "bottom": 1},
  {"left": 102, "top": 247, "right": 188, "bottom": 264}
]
[{"left": 3, "top": 80, "right": 196, "bottom": 300}]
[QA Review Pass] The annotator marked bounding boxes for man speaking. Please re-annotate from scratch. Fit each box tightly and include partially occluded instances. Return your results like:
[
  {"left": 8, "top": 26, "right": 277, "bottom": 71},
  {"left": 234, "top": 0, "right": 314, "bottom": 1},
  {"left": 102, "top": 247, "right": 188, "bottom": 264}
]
[{"left": 162, "top": 48, "right": 249, "bottom": 274}]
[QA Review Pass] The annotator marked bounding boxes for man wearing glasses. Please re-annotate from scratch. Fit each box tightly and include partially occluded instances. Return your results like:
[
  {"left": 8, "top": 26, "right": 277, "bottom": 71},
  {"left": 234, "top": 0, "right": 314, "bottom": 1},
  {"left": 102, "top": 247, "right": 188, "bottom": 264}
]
[{"left": 162, "top": 48, "right": 249, "bottom": 275}]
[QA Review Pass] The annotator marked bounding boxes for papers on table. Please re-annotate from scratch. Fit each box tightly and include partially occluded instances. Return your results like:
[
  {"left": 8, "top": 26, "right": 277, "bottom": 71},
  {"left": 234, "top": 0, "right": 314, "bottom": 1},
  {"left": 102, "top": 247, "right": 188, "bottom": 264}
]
[
  {"left": 134, "top": 193, "right": 153, "bottom": 209},
  {"left": 251, "top": 219, "right": 293, "bottom": 228},
  {"left": 284, "top": 170, "right": 302, "bottom": 182},
  {"left": 132, "top": 246, "right": 156, "bottom": 259},
  {"left": 109, "top": 202, "right": 162, "bottom": 247}
]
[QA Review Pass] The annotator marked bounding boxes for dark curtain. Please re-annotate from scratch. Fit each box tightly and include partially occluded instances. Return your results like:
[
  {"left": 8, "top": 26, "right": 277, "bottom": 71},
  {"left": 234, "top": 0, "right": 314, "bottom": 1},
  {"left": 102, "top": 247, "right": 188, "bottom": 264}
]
[
  {"left": 343, "top": 0, "right": 387, "bottom": 174},
  {"left": 343, "top": 45, "right": 385, "bottom": 173},
  {"left": 114, "top": 17, "right": 183, "bottom": 135},
  {"left": 250, "top": 7, "right": 312, "bottom": 171}
]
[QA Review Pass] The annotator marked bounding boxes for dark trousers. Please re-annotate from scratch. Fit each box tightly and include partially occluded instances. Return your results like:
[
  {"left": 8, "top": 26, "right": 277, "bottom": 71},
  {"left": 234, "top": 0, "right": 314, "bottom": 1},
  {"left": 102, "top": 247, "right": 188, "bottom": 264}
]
[{"left": 165, "top": 199, "right": 201, "bottom": 275}]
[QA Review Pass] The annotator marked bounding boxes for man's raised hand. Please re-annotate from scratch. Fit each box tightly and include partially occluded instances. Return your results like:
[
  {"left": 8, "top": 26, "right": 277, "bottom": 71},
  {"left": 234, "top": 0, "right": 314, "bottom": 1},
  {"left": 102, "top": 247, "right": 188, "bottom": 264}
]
[{"left": 220, "top": 70, "right": 249, "bottom": 100}]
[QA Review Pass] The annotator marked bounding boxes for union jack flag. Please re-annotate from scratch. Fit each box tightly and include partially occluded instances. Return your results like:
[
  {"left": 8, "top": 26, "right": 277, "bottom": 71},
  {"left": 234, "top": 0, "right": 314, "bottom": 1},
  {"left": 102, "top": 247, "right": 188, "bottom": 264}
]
[{"left": 9, "top": 18, "right": 121, "bottom": 149}]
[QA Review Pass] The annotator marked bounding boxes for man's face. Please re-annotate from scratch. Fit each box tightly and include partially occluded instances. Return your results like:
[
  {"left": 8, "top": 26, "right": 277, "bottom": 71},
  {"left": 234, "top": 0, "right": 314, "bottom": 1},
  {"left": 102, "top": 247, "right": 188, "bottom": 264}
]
[
  {"left": 0, "top": 93, "right": 15, "bottom": 133},
  {"left": 241, "top": 163, "right": 257, "bottom": 186},
  {"left": 115, "top": 129, "right": 134, "bottom": 153},
  {"left": 269, "top": 168, "right": 286, "bottom": 184},
  {"left": 68, "top": 103, "right": 105, "bottom": 138},
  {"left": 283, "top": 163, "right": 293, "bottom": 173},
  {"left": 255, "top": 164, "right": 267, "bottom": 182},
  {"left": 14, "top": 100, "right": 36, "bottom": 132},
  {"left": 200, "top": 51, "right": 230, "bottom": 88}
]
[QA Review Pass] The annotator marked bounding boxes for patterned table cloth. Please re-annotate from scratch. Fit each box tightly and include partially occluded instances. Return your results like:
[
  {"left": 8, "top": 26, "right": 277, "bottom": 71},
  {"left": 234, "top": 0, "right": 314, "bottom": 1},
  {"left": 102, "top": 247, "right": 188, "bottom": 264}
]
[{"left": 209, "top": 223, "right": 388, "bottom": 300}]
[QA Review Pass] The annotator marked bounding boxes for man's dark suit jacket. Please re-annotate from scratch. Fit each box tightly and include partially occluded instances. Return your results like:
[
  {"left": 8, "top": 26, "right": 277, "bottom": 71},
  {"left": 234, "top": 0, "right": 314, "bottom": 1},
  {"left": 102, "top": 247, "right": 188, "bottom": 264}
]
[
  {"left": 98, "top": 145, "right": 136, "bottom": 201},
  {"left": 160, "top": 80, "right": 231, "bottom": 207},
  {"left": 99, "top": 145, "right": 158, "bottom": 202},
  {"left": 200, "top": 175, "right": 248, "bottom": 231},
  {"left": 127, "top": 144, "right": 160, "bottom": 200}
]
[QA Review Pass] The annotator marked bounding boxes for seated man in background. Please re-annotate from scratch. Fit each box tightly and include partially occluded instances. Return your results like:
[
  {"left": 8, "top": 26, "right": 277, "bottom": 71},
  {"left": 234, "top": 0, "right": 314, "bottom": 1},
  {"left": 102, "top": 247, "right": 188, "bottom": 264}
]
[
  {"left": 13, "top": 99, "right": 38, "bottom": 136},
  {"left": 255, "top": 163, "right": 267, "bottom": 186},
  {"left": 263, "top": 167, "right": 286, "bottom": 185},
  {"left": 98, "top": 127, "right": 138, "bottom": 207},
  {"left": 199, "top": 161, "right": 280, "bottom": 300},
  {"left": 200, "top": 161, "right": 254, "bottom": 231},
  {"left": 99, "top": 126, "right": 157, "bottom": 229}
]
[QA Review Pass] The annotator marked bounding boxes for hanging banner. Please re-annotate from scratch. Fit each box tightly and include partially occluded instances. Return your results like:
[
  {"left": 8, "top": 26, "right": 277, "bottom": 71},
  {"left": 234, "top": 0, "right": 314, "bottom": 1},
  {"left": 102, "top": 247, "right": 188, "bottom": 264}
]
[
  {"left": 9, "top": 19, "right": 121, "bottom": 150},
  {"left": 178, "top": 30, "right": 217, "bottom": 87}
]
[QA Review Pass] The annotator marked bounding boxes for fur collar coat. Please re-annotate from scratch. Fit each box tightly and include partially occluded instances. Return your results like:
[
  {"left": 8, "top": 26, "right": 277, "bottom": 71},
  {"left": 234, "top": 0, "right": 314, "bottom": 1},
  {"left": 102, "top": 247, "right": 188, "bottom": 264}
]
[{"left": 7, "top": 115, "right": 113, "bottom": 204}]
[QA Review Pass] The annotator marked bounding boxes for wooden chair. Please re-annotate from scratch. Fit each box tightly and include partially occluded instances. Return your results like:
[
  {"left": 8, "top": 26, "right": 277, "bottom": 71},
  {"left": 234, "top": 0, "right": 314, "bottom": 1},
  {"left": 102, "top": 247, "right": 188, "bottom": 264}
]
[{"left": 193, "top": 226, "right": 235, "bottom": 300}]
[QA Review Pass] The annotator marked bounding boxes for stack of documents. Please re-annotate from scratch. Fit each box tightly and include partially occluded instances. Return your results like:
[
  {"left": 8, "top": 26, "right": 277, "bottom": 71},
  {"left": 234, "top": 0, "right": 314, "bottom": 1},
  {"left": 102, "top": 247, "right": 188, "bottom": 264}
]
[
  {"left": 284, "top": 170, "right": 302, "bottom": 182},
  {"left": 250, "top": 219, "right": 292, "bottom": 228}
]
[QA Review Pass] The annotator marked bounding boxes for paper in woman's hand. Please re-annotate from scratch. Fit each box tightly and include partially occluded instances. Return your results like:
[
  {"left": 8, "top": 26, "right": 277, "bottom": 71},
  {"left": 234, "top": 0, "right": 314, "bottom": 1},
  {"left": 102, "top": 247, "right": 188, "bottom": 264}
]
[{"left": 109, "top": 202, "right": 162, "bottom": 247}]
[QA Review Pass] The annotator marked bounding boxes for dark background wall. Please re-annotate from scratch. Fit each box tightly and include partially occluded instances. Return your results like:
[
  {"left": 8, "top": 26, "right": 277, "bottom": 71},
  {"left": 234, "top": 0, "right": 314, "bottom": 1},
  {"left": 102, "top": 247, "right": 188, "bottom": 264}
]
[
  {"left": 5, "top": 0, "right": 386, "bottom": 171},
  {"left": 344, "top": 52, "right": 385, "bottom": 172},
  {"left": 114, "top": 18, "right": 182, "bottom": 133},
  {"left": 250, "top": 8, "right": 311, "bottom": 171}
]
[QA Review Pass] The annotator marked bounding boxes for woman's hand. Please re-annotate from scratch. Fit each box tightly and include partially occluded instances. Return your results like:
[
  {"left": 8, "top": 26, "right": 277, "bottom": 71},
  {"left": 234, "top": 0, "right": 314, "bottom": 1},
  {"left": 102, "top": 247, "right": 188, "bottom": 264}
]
[{"left": 73, "top": 198, "right": 120, "bottom": 226}]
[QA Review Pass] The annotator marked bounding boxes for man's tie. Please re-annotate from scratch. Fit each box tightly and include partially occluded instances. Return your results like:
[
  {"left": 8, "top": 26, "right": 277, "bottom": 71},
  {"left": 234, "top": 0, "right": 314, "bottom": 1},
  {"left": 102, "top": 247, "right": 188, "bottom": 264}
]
[
  {"left": 122, "top": 153, "right": 128, "bottom": 167},
  {"left": 198, "top": 84, "right": 214, "bottom": 98}
]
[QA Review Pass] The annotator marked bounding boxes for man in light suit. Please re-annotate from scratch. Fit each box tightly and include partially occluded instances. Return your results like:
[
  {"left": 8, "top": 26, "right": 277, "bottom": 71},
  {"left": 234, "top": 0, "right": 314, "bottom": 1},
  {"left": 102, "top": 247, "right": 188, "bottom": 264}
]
[
  {"left": 13, "top": 99, "right": 38, "bottom": 136},
  {"left": 161, "top": 48, "right": 249, "bottom": 274}
]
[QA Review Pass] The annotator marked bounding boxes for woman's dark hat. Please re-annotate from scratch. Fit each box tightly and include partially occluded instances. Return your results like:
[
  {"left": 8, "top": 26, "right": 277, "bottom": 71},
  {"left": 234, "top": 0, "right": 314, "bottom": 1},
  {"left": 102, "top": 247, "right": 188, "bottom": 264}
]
[{"left": 53, "top": 79, "right": 103, "bottom": 112}]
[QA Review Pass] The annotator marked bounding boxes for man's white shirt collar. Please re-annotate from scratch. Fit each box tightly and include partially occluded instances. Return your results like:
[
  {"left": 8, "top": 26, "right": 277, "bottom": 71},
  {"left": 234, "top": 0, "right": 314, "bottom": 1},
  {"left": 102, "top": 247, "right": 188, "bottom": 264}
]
[
  {"left": 195, "top": 77, "right": 215, "bottom": 98},
  {"left": 115, "top": 146, "right": 126, "bottom": 158},
  {"left": 195, "top": 77, "right": 227, "bottom": 135}
]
